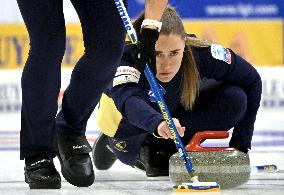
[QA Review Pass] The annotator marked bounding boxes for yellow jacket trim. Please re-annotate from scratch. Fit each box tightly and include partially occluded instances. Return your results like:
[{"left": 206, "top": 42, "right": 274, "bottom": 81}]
[{"left": 97, "top": 93, "right": 122, "bottom": 137}]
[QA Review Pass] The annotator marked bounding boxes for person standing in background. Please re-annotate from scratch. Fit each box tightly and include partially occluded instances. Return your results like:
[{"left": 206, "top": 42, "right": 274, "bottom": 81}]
[{"left": 16, "top": 0, "right": 168, "bottom": 189}]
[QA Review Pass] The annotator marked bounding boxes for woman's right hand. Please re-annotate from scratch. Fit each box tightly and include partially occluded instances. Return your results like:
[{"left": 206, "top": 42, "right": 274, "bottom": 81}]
[{"left": 156, "top": 118, "right": 185, "bottom": 139}]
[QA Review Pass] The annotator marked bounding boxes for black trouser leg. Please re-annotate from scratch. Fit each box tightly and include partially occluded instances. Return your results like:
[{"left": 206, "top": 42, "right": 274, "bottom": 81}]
[
  {"left": 56, "top": 0, "right": 126, "bottom": 135},
  {"left": 17, "top": 0, "right": 66, "bottom": 159}
]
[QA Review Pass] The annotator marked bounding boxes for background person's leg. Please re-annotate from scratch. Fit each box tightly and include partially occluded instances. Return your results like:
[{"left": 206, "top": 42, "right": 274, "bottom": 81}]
[
  {"left": 56, "top": 0, "right": 126, "bottom": 135},
  {"left": 17, "top": 0, "right": 66, "bottom": 160},
  {"left": 16, "top": 0, "right": 65, "bottom": 189},
  {"left": 55, "top": 0, "right": 127, "bottom": 187}
]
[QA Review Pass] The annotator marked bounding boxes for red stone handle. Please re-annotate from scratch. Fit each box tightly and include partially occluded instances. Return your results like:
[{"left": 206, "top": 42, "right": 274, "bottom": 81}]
[{"left": 185, "top": 131, "right": 235, "bottom": 152}]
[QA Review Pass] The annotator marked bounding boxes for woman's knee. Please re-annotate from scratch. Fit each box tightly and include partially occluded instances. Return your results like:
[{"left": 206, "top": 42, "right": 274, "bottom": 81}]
[
  {"left": 30, "top": 31, "right": 66, "bottom": 61},
  {"left": 224, "top": 86, "right": 247, "bottom": 110},
  {"left": 221, "top": 86, "right": 247, "bottom": 124}
]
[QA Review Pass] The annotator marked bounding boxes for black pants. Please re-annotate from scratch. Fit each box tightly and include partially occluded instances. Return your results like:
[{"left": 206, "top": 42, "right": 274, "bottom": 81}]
[
  {"left": 17, "top": 0, "right": 126, "bottom": 159},
  {"left": 144, "top": 84, "right": 249, "bottom": 156}
]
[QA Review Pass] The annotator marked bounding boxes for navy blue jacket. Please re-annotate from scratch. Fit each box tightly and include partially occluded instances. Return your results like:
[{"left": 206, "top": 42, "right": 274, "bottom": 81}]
[
  {"left": 104, "top": 44, "right": 261, "bottom": 131},
  {"left": 97, "top": 43, "right": 262, "bottom": 165}
]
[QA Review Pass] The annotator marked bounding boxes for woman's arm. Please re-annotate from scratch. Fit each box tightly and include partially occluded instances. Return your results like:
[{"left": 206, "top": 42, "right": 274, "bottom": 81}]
[
  {"left": 109, "top": 84, "right": 164, "bottom": 133},
  {"left": 107, "top": 44, "right": 164, "bottom": 133},
  {"left": 197, "top": 46, "right": 262, "bottom": 134},
  {"left": 145, "top": 0, "right": 168, "bottom": 21}
]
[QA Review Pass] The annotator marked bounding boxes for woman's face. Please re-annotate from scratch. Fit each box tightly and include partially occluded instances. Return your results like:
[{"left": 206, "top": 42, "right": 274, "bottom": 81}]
[{"left": 155, "top": 34, "right": 185, "bottom": 83}]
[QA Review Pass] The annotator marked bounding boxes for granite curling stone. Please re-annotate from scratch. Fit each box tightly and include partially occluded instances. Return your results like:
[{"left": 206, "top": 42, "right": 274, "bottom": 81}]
[{"left": 169, "top": 131, "right": 251, "bottom": 189}]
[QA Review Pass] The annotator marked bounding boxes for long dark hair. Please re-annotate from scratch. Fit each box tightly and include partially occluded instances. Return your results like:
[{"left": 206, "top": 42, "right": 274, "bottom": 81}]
[{"left": 133, "top": 6, "right": 210, "bottom": 110}]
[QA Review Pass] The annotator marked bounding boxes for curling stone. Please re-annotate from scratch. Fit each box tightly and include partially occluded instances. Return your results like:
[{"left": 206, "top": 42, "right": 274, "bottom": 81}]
[{"left": 169, "top": 131, "right": 250, "bottom": 189}]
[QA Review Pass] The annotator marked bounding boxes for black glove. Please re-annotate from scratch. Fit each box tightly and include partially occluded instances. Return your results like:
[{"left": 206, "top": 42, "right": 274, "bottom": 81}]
[{"left": 136, "top": 28, "right": 159, "bottom": 73}]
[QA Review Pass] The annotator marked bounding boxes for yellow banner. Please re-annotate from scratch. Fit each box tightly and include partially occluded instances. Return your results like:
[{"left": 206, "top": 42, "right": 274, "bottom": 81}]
[
  {"left": 0, "top": 24, "right": 83, "bottom": 69},
  {"left": 184, "top": 20, "right": 283, "bottom": 66},
  {"left": 0, "top": 20, "right": 283, "bottom": 69}
]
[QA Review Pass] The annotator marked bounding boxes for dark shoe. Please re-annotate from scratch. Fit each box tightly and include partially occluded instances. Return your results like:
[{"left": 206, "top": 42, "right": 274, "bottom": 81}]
[
  {"left": 24, "top": 154, "right": 61, "bottom": 189},
  {"left": 57, "top": 134, "right": 94, "bottom": 187},
  {"left": 134, "top": 146, "right": 169, "bottom": 177},
  {"left": 229, "top": 143, "right": 249, "bottom": 154},
  {"left": 92, "top": 133, "right": 117, "bottom": 170},
  {"left": 235, "top": 147, "right": 249, "bottom": 154}
]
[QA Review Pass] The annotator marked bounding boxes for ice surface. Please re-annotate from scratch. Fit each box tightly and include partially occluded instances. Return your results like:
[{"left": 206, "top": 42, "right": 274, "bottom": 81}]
[{"left": 0, "top": 151, "right": 283, "bottom": 195}]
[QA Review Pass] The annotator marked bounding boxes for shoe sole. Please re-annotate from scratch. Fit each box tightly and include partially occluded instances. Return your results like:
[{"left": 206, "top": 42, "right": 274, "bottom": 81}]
[
  {"left": 92, "top": 134, "right": 117, "bottom": 170},
  {"left": 146, "top": 176, "right": 170, "bottom": 181},
  {"left": 25, "top": 175, "right": 61, "bottom": 189},
  {"left": 57, "top": 154, "right": 95, "bottom": 187}
]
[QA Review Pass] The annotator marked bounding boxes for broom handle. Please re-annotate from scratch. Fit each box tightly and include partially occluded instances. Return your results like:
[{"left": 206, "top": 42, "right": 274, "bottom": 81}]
[{"left": 144, "top": 66, "right": 195, "bottom": 174}]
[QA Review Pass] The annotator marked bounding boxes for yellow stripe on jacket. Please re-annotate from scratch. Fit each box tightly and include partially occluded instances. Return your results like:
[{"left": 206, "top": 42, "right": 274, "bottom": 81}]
[{"left": 97, "top": 93, "right": 122, "bottom": 137}]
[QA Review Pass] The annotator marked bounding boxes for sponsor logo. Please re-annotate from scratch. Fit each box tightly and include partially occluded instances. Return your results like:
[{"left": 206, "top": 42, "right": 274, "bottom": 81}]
[
  {"left": 205, "top": 3, "right": 279, "bottom": 18},
  {"left": 261, "top": 77, "right": 284, "bottom": 109},
  {"left": 0, "top": 32, "right": 82, "bottom": 68},
  {"left": 114, "top": 0, "right": 137, "bottom": 43},
  {"left": 113, "top": 66, "right": 141, "bottom": 87},
  {"left": 178, "top": 148, "right": 183, "bottom": 157},
  {"left": 112, "top": 138, "right": 128, "bottom": 153},
  {"left": 73, "top": 145, "right": 87, "bottom": 150},
  {"left": 211, "top": 44, "right": 231, "bottom": 64},
  {"left": 148, "top": 85, "right": 166, "bottom": 102},
  {"left": 30, "top": 159, "right": 51, "bottom": 167},
  {"left": 0, "top": 83, "right": 21, "bottom": 112},
  {"left": 115, "top": 66, "right": 140, "bottom": 77}
]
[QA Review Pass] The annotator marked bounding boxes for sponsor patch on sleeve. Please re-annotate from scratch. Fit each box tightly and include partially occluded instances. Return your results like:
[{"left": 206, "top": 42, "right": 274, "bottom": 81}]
[
  {"left": 210, "top": 44, "right": 232, "bottom": 64},
  {"left": 113, "top": 66, "right": 141, "bottom": 87}
]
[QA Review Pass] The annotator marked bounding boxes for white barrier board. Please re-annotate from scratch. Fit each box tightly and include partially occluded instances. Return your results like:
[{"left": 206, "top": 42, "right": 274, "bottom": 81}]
[{"left": 0, "top": 67, "right": 284, "bottom": 150}]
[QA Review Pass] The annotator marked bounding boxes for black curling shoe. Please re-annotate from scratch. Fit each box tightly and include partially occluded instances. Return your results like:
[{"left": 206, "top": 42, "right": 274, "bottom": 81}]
[
  {"left": 57, "top": 134, "right": 94, "bottom": 187},
  {"left": 134, "top": 146, "right": 170, "bottom": 177},
  {"left": 24, "top": 154, "right": 61, "bottom": 189},
  {"left": 92, "top": 133, "right": 117, "bottom": 170}
]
